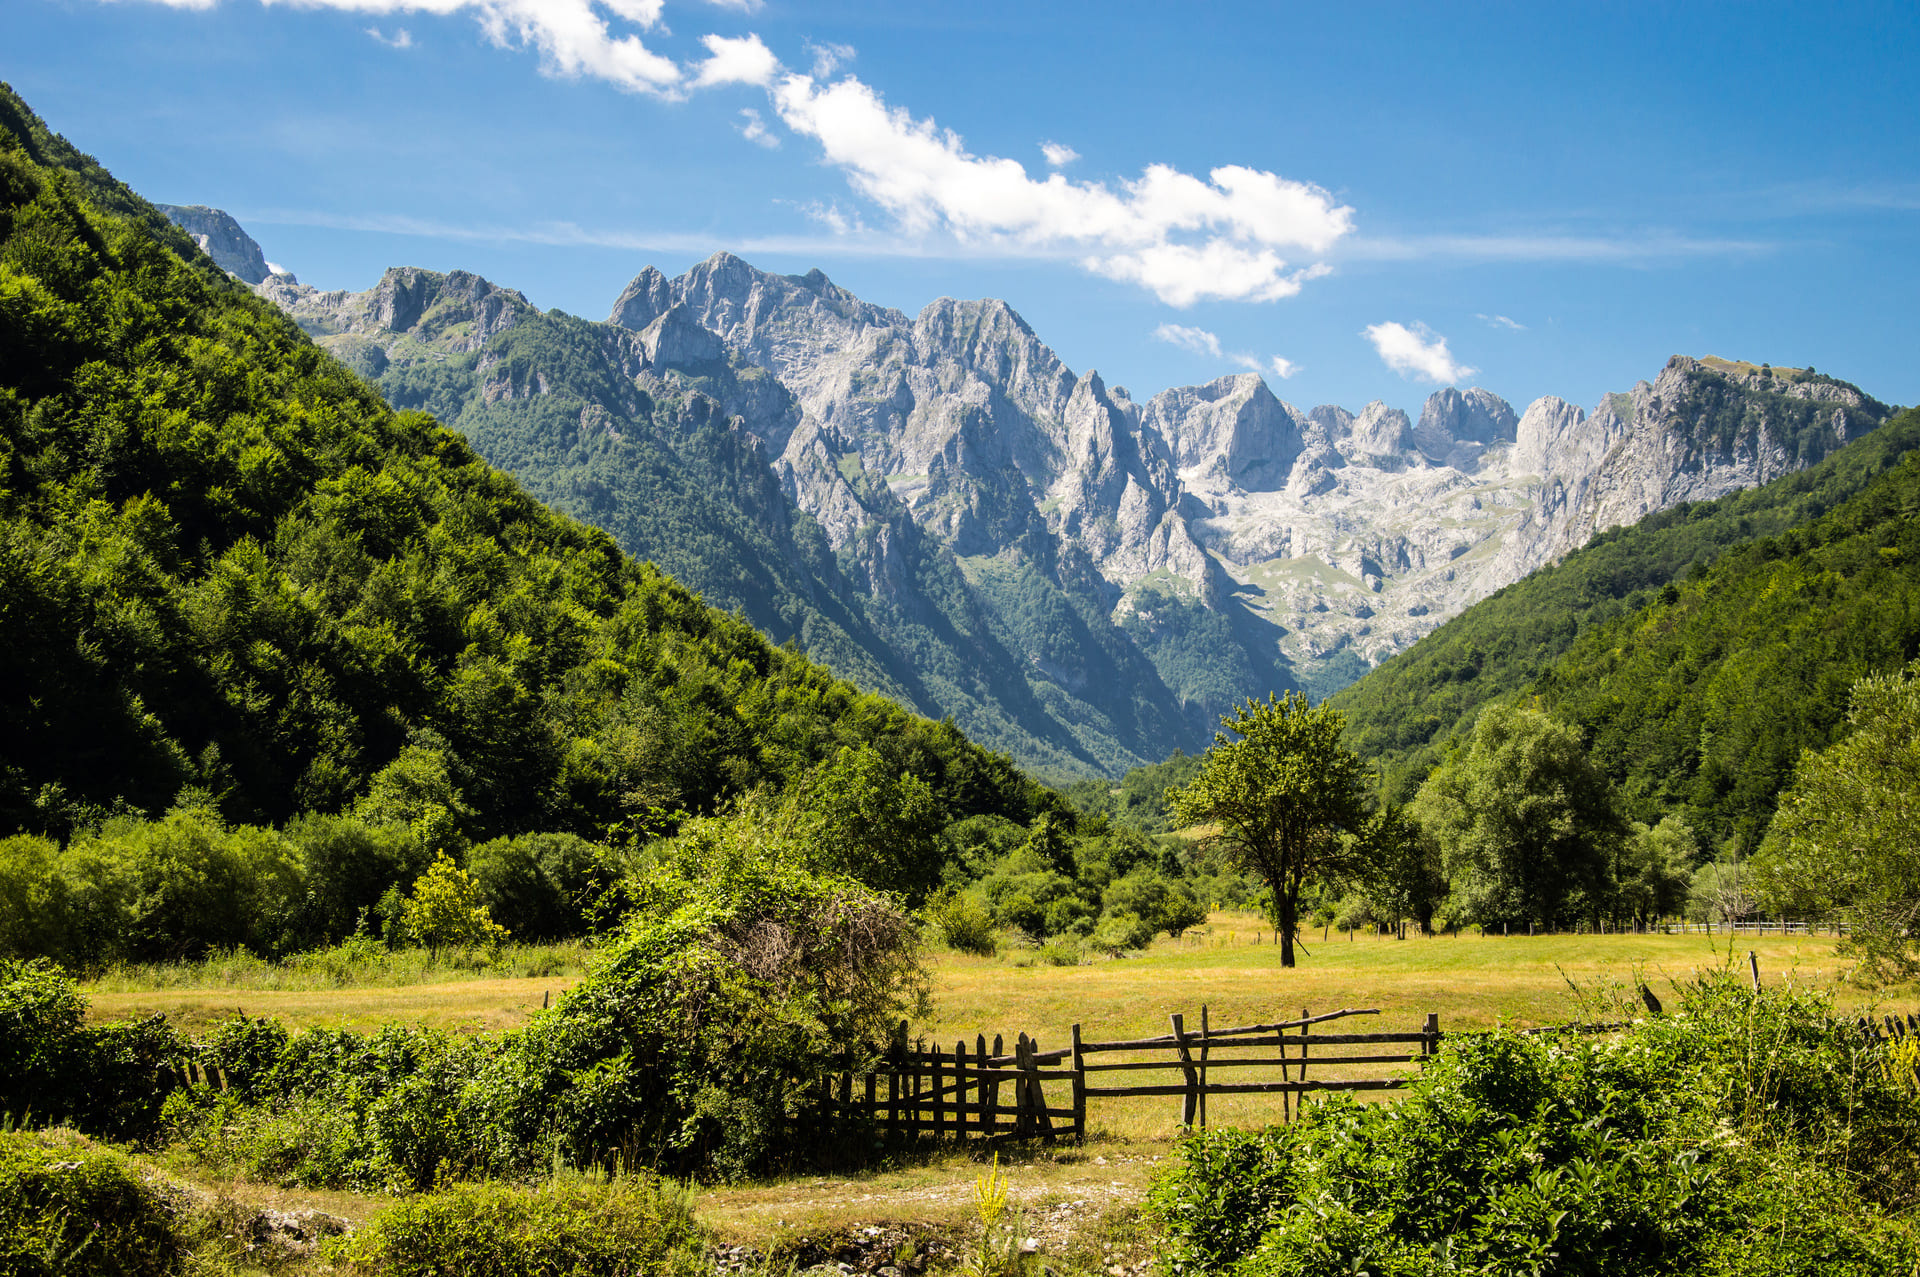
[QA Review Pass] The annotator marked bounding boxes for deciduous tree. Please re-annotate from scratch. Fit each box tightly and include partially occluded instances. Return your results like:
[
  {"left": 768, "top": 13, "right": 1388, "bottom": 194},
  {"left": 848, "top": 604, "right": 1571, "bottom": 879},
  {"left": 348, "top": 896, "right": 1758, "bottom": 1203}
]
[
  {"left": 1411, "top": 705, "right": 1625, "bottom": 929},
  {"left": 1167, "top": 692, "right": 1368, "bottom": 967},
  {"left": 1753, "top": 657, "right": 1920, "bottom": 978}
]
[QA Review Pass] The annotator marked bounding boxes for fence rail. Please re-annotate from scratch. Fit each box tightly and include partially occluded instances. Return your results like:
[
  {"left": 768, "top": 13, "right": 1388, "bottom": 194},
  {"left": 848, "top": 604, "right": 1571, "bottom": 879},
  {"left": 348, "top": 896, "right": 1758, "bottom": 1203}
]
[{"left": 808, "top": 1006, "right": 1456, "bottom": 1141}]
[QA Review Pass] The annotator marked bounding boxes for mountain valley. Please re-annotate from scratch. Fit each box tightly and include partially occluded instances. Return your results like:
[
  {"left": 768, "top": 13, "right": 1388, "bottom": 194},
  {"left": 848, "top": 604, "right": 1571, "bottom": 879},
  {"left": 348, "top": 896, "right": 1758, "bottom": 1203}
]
[{"left": 188, "top": 211, "right": 1895, "bottom": 776}]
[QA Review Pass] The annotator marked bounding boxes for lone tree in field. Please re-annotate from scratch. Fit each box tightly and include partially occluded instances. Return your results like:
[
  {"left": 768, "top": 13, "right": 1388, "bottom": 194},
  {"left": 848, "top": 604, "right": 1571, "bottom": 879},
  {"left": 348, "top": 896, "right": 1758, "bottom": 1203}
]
[{"left": 1168, "top": 692, "right": 1369, "bottom": 967}]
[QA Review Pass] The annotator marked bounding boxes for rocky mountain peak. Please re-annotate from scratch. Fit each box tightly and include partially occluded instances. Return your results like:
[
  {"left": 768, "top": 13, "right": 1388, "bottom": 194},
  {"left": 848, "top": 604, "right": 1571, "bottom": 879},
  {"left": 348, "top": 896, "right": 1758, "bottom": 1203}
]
[
  {"left": 1414, "top": 387, "right": 1519, "bottom": 468},
  {"left": 1342, "top": 401, "right": 1419, "bottom": 464},
  {"left": 157, "top": 204, "right": 273, "bottom": 284},
  {"left": 607, "top": 265, "right": 673, "bottom": 331},
  {"left": 637, "top": 304, "right": 725, "bottom": 370},
  {"left": 1142, "top": 373, "right": 1305, "bottom": 491}
]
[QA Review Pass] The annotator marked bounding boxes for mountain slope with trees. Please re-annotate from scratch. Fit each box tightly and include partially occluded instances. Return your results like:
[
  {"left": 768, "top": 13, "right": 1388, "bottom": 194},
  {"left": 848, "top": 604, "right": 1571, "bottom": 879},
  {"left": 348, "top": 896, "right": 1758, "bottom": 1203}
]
[
  {"left": 1333, "top": 406, "right": 1920, "bottom": 802},
  {"left": 0, "top": 81, "right": 1051, "bottom": 845}
]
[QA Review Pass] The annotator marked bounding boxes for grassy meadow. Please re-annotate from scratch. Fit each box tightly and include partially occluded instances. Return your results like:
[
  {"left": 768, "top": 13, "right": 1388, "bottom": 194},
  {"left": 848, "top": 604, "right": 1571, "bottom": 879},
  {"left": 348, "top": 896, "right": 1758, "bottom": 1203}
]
[
  {"left": 61, "top": 911, "right": 1910, "bottom": 1254},
  {"left": 81, "top": 911, "right": 1877, "bottom": 1134}
]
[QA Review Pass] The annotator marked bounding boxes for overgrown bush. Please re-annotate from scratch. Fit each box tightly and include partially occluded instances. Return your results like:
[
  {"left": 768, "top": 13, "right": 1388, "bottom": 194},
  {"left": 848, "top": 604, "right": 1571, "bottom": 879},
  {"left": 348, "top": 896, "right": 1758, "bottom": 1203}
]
[
  {"left": 329, "top": 1176, "right": 707, "bottom": 1276},
  {"left": 1148, "top": 974, "right": 1920, "bottom": 1275},
  {"left": 923, "top": 887, "right": 998, "bottom": 956},
  {"left": 0, "top": 1129, "right": 185, "bottom": 1277},
  {"left": 0, "top": 959, "right": 182, "bottom": 1139}
]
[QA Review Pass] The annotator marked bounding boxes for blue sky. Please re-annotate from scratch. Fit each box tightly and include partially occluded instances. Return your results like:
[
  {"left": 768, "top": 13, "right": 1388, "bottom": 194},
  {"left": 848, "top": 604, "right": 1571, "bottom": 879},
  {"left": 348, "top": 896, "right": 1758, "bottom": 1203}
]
[{"left": 9, "top": 0, "right": 1918, "bottom": 418}]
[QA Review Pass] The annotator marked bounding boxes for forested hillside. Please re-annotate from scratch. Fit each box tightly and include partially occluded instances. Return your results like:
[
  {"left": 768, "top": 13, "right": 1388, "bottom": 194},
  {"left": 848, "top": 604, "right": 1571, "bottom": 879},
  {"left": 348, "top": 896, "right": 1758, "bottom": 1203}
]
[
  {"left": 0, "top": 83, "right": 1050, "bottom": 844},
  {"left": 1333, "top": 405, "right": 1920, "bottom": 853},
  {"left": 1334, "top": 407, "right": 1920, "bottom": 800}
]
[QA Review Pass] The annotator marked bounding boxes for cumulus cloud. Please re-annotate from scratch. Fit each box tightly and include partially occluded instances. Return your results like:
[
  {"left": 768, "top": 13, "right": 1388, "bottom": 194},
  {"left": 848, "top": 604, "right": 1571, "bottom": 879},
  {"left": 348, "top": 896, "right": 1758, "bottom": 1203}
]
[
  {"left": 125, "top": 0, "right": 683, "bottom": 95},
  {"left": 365, "top": 24, "right": 412, "bottom": 47},
  {"left": 804, "top": 39, "right": 855, "bottom": 77},
  {"left": 1040, "top": 141, "right": 1079, "bottom": 168},
  {"left": 1364, "top": 321, "right": 1475, "bottom": 384},
  {"left": 736, "top": 106, "right": 778, "bottom": 148},
  {"left": 1153, "top": 323, "right": 1224, "bottom": 359},
  {"left": 1476, "top": 312, "right": 1525, "bottom": 330},
  {"left": 1152, "top": 324, "right": 1298, "bottom": 378},
  {"left": 692, "top": 31, "right": 779, "bottom": 87},
  {"left": 769, "top": 73, "right": 1352, "bottom": 306}
]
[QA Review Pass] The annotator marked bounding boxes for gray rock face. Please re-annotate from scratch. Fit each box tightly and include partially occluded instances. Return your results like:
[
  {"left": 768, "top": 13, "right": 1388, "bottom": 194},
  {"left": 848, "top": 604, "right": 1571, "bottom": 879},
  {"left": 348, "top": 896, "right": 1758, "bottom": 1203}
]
[
  {"left": 637, "top": 304, "right": 726, "bottom": 370},
  {"left": 1414, "top": 387, "right": 1520, "bottom": 468},
  {"left": 224, "top": 205, "right": 1890, "bottom": 764},
  {"left": 158, "top": 204, "right": 272, "bottom": 284},
  {"left": 598, "top": 252, "right": 1889, "bottom": 707}
]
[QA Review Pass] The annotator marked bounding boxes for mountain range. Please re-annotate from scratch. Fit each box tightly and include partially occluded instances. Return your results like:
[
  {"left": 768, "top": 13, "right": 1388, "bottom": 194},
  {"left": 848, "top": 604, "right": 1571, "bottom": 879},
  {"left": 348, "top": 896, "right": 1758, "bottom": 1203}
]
[{"left": 173, "top": 207, "right": 1896, "bottom": 776}]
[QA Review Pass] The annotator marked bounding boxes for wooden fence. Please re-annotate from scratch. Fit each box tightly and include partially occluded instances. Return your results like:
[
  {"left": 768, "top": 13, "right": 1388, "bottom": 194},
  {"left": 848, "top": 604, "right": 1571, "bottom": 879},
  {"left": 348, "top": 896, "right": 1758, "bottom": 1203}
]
[{"left": 809, "top": 1007, "right": 1444, "bottom": 1142}]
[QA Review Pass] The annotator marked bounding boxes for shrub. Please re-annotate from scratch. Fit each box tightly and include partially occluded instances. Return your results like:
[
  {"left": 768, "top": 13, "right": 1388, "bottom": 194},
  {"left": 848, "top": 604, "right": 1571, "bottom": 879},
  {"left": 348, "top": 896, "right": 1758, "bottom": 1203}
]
[
  {"left": 0, "top": 1129, "right": 185, "bottom": 1277},
  {"left": 469, "top": 832, "right": 610, "bottom": 940},
  {"left": 1147, "top": 974, "right": 1920, "bottom": 1275},
  {"left": 396, "top": 852, "right": 509, "bottom": 956},
  {"left": 922, "top": 888, "right": 998, "bottom": 956},
  {"left": 329, "top": 1175, "right": 706, "bottom": 1277},
  {"left": 0, "top": 959, "right": 181, "bottom": 1139}
]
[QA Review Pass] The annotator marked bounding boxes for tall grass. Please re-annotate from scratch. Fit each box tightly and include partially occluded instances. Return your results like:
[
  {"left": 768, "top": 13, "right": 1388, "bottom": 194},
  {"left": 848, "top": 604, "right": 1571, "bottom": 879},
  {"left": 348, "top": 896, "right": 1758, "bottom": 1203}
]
[{"left": 80, "top": 938, "right": 596, "bottom": 994}]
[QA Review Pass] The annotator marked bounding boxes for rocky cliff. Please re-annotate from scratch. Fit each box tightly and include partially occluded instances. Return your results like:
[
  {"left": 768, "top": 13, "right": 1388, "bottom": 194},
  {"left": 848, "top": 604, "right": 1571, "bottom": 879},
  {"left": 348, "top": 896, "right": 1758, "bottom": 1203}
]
[
  {"left": 204, "top": 207, "right": 1893, "bottom": 774},
  {"left": 604, "top": 252, "right": 1892, "bottom": 708},
  {"left": 157, "top": 204, "right": 273, "bottom": 284}
]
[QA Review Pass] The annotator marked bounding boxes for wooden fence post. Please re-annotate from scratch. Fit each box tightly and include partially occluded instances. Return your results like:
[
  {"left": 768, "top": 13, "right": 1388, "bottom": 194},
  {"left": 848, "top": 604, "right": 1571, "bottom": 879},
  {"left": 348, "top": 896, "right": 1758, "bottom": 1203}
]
[
  {"left": 1197, "top": 1005, "right": 1209, "bottom": 1129},
  {"left": 1749, "top": 951, "right": 1761, "bottom": 992},
  {"left": 955, "top": 1039, "right": 969, "bottom": 1138},
  {"left": 931, "top": 1042, "right": 944, "bottom": 1138},
  {"left": 1170, "top": 1013, "right": 1199, "bottom": 1128},
  {"left": 1070, "top": 1023, "right": 1086, "bottom": 1143},
  {"left": 1014, "top": 1033, "right": 1031, "bottom": 1136},
  {"left": 989, "top": 1034, "right": 1003, "bottom": 1136},
  {"left": 977, "top": 1034, "right": 991, "bottom": 1135},
  {"left": 1423, "top": 1012, "right": 1441, "bottom": 1059}
]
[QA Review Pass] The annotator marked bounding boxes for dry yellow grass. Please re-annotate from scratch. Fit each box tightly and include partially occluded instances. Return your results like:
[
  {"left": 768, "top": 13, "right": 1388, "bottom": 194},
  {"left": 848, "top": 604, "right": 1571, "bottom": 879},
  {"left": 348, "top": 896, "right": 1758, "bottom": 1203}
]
[
  {"left": 83, "top": 975, "right": 582, "bottom": 1036},
  {"left": 918, "top": 912, "right": 1867, "bottom": 1139}
]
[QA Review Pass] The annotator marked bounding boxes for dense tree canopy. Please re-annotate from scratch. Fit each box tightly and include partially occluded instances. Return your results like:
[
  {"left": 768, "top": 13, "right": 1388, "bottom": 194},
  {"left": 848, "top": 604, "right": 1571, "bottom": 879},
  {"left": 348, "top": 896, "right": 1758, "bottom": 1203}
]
[
  {"left": 1753, "top": 658, "right": 1920, "bottom": 976},
  {"left": 1410, "top": 705, "right": 1626, "bottom": 928}
]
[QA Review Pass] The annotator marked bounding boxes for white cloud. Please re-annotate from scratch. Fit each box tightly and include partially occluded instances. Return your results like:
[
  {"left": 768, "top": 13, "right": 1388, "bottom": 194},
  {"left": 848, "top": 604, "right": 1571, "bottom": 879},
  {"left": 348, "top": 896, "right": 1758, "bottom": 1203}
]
[
  {"left": 365, "top": 24, "right": 412, "bottom": 46},
  {"left": 703, "top": 0, "right": 761, "bottom": 11},
  {"left": 1476, "top": 313, "right": 1525, "bottom": 330},
  {"left": 692, "top": 31, "right": 778, "bottom": 88},
  {"left": 124, "top": 0, "right": 684, "bottom": 95},
  {"left": 1040, "top": 141, "right": 1079, "bottom": 168},
  {"left": 736, "top": 106, "right": 778, "bottom": 148},
  {"left": 1364, "top": 321, "right": 1475, "bottom": 384},
  {"left": 1153, "top": 324, "right": 1298, "bottom": 379},
  {"left": 769, "top": 72, "right": 1352, "bottom": 306},
  {"left": 804, "top": 39, "right": 855, "bottom": 77},
  {"left": 1153, "top": 323, "right": 1224, "bottom": 359}
]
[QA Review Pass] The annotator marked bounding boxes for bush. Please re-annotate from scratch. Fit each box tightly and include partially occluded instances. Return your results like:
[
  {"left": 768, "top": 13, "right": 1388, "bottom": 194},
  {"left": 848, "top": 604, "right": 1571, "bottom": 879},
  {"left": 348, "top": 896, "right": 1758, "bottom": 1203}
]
[
  {"left": 469, "top": 832, "right": 610, "bottom": 940},
  {"left": 922, "top": 888, "right": 997, "bottom": 956},
  {"left": 1147, "top": 974, "right": 1920, "bottom": 1275},
  {"left": 330, "top": 1176, "right": 707, "bottom": 1276},
  {"left": 0, "top": 959, "right": 182, "bottom": 1139},
  {"left": 0, "top": 1129, "right": 185, "bottom": 1277}
]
